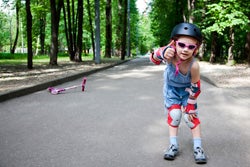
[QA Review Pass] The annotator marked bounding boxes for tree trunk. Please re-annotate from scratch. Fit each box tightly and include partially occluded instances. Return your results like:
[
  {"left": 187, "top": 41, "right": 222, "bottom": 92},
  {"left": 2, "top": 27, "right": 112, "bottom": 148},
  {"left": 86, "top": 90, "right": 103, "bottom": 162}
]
[
  {"left": 115, "top": 0, "right": 123, "bottom": 57},
  {"left": 94, "top": 0, "right": 101, "bottom": 64},
  {"left": 72, "top": 0, "right": 76, "bottom": 55},
  {"left": 126, "top": 0, "right": 130, "bottom": 57},
  {"left": 210, "top": 31, "right": 217, "bottom": 63},
  {"left": 187, "top": 0, "right": 195, "bottom": 23},
  {"left": 50, "top": 0, "right": 58, "bottom": 65},
  {"left": 66, "top": 0, "right": 74, "bottom": 60},
  {"left": 11, "top": 0, "right": 20, "bottom": 54},
  {"left": 62, "top": 2, "right": 70, "bottom": 55},
  {"left": 198, "top": 42, "right": 205, "bottom": 60},
  {"left": 26, "top": 0, "right": 33, "bottom": 69},
  {"left": 105, "top": 0, "right": 112, "bottom": 58},
  {"left": 175, "top": 0, "right": 184, "bottom": 23},
  {"left": 49, "top": 0, "right": 63, "bottom": 65},
  {"left": 75, "top": 0, "right": 83, "bottom": 62},
  {"left": 227, "top": 27, "right": 235, "bottom": 65},
  {"left": 121, "top": 0, "right": 127, "bottom": 60},
  {"left": 39, "top": 17, "right": 46, "bottom": 54},
  {"left": 63, "top": 0, "right": 83, "bottom": 62},
  {"left": 87, "top": 0, "right": 95, "bottom": 60},
  {"left": 246, "top": 32, "right": 250, "bottom": 66},
  {"left": 245, "top": 14, "right": 250, "bottom": 66}
]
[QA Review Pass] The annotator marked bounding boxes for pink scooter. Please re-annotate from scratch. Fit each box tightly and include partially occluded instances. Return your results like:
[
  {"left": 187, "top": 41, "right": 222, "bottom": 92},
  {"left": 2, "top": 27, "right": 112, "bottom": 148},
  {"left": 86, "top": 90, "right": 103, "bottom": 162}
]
[{"left": 48, "top": 77, "right": 87, "bottom": 95}]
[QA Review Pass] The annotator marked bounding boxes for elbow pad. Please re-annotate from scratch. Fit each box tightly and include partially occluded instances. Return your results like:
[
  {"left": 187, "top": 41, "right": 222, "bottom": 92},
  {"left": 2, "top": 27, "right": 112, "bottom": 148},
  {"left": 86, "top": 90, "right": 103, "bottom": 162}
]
[{"left": 185, "top": 80, "right": 201, "bottom": 99}]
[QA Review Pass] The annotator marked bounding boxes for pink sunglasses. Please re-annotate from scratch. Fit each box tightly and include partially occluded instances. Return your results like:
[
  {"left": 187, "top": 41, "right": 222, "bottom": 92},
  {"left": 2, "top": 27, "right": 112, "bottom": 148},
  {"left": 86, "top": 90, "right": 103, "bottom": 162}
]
[{"left": 176, "top": 41, "right": 197, "bottom": 50}]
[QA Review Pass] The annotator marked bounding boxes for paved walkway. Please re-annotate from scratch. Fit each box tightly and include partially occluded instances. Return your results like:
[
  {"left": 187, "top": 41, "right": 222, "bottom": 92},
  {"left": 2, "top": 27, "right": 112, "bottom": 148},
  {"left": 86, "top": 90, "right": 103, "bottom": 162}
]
[
  {"left": 0, "top": 60, "right": 127, "bottom": 102},
  {"left": 0, "top": 57, "right": 250, "bottom": 167},
  {"left": 1, "top": 56, "right": 249, "bottom": 102}
]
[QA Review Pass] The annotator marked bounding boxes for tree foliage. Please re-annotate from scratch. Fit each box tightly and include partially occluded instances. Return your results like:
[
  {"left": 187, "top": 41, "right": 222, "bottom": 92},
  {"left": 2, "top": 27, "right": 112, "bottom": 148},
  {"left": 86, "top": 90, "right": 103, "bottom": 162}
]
[
  {"left": 0, "top": 0, "right": 249, "bottom": 66},
  {"left": 0, "top": 0, "right": 139, "bottom": 66},
  {"left": 149, "top": 0, "right": 178, "bottom": 46},
  {"left": 202, "top": 0, "right": 249, "bottom": 35},
  {"left": 149, "top": 0, "right": 250, "bottom": 64},
  {"left": 198, "top": 0, "right": 250, "bottom": 64}
]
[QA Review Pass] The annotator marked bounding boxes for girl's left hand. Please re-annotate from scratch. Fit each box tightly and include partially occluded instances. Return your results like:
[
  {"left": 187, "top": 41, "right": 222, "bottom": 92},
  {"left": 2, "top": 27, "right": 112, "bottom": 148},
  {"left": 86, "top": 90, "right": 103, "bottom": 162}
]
[{"left": 188, "top": 113, "right": 197, "bottom": 121}]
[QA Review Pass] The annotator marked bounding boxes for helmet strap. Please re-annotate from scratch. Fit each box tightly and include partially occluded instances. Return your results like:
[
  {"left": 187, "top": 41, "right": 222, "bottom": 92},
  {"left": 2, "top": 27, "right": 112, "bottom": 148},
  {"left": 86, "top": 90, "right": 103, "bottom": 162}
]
[{"left": 175, "top": 59, "right": 182, "bottom": 76}]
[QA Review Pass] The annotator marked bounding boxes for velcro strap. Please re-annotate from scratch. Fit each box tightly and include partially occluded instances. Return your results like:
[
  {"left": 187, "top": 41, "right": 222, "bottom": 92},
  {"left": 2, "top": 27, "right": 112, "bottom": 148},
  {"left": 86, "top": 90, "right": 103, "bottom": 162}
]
[{"left": 187, "top": 98, "right": 197, "bottom": 104}]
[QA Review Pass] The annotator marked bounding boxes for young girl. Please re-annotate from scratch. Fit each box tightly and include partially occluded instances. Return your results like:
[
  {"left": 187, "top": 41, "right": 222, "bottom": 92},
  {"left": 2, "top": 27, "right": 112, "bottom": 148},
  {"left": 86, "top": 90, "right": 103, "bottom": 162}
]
[{"left": 150, "top": 23, "right": 207, "bottom": 164}]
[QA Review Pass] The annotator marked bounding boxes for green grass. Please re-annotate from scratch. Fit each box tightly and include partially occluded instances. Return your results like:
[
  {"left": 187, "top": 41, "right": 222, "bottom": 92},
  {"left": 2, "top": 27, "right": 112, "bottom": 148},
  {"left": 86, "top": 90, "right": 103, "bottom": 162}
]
[{"left": 0, "top": 53, "right": 125, "bottom": 66}]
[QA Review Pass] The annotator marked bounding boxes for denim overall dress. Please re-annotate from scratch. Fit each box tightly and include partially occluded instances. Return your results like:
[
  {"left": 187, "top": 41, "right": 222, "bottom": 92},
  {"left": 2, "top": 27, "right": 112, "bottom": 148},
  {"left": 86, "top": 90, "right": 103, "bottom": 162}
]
[{"left": 163, "top": 60, "right": 194, "bottom": 109}]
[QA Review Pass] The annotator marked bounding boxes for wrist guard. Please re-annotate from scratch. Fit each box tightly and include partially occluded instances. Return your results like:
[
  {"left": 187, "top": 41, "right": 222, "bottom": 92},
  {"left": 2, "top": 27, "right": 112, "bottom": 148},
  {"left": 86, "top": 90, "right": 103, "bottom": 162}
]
[
  {"left": 185, "top": 80, "right": 201, "bottom": 99},
  {"left": 154, "top": 46, "right": 168, "bottom": 60},
  {"left": 149, "top": 52, "right": 161, "bottom": 65},
  {"left": 150, "top": 46, "right": 170, "bottom": 65},
  {"left": 185, "top": 98, "right": 197, "bottom": 114},
  {"left": 185, "top": 80, "right": 201, "bottom": 113}
]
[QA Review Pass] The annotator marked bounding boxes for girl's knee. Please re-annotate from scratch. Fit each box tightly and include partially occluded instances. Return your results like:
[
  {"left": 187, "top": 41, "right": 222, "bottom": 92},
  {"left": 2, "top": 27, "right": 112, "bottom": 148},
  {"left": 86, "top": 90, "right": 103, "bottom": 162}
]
[
  {"left": 183, "top": 113, "right": 200, "bottom": 129},
  {"left": 167, "top": 105, "right": 182, "bottom": 127}
]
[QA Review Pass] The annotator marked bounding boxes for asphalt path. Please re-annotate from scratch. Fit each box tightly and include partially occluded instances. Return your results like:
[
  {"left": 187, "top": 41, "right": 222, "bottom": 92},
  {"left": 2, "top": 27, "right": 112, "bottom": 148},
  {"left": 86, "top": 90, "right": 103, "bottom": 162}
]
[{"left": 0, "top": 57, "right": 250, "bottom": 167}]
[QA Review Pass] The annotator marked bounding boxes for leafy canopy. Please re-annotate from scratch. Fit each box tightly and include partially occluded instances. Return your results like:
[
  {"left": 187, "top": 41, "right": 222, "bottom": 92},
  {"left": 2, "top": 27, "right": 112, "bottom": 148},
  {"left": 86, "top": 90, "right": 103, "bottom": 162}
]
[{"left": 203, "top": 0, "right": 249, "bottom": 35}]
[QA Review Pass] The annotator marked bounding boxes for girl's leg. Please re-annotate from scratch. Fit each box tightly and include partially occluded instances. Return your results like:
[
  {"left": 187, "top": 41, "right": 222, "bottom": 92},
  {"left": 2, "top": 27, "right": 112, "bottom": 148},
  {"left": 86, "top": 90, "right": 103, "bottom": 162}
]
[
  {"left": 191, "top": 124, "right": 207, "bottom": 164},
  {"left": 169, "top": 126, "right": 178, "bottom": 147},
  {"left": 191, "top": 124, "right": 202, "bottom": 149},
  {"left": 167, "top": 105, "right": 182, "bottom": 148},
  {"left": 169, "top": 125, "right": 178, "bottom": 136},
  {"left": 191, "top": 124, "right": 201, "bottom": 138},
  {"left": 164, "top": 112, "right": 181, "bottom": 160},
  {"left": 164, "top": 126, "right": 179, "bottom": 160},
  {"left": 164, "top": 104, "right": 182, "bottom": 160}
]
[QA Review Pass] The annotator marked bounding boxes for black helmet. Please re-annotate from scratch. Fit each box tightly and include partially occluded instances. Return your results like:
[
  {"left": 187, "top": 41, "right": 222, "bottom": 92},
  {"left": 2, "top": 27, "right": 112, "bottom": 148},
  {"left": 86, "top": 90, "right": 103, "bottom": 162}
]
[{"left": 170, "top": 23, "right": 202, "bottom": 43}]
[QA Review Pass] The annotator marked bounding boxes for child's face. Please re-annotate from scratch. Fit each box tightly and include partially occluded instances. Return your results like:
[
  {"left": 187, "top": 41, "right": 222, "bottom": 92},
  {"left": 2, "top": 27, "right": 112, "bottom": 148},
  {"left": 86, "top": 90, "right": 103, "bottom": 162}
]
[{"left": 175, "top": 36, "right": 198, "bottom": 61}]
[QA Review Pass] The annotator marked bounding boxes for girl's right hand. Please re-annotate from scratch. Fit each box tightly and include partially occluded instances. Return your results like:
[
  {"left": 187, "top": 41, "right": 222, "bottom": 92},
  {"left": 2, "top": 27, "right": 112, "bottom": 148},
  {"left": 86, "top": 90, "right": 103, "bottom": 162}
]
[{"left": 163, "top": 40, "right": 175, "bottom": 60}]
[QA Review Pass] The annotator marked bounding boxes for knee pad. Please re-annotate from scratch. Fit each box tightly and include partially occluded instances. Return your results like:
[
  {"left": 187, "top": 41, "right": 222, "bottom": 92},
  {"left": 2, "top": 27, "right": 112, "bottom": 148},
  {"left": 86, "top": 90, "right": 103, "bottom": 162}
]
[
  {"left": 183, "top": 113, "right": 200, "bottom": 129},
  {"left": 167, "top": 105, "right": 182, "bottom": 127}
]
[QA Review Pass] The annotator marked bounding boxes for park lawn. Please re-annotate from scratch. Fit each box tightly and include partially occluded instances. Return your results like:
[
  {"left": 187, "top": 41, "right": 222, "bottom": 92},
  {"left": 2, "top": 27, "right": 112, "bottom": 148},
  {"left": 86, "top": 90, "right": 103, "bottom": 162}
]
[
  {"left": 0, "top": 53, "right": 124, "bottom": 66},
  {"left": 0, "top": 53, "right": 94, "bottom": 66}
]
